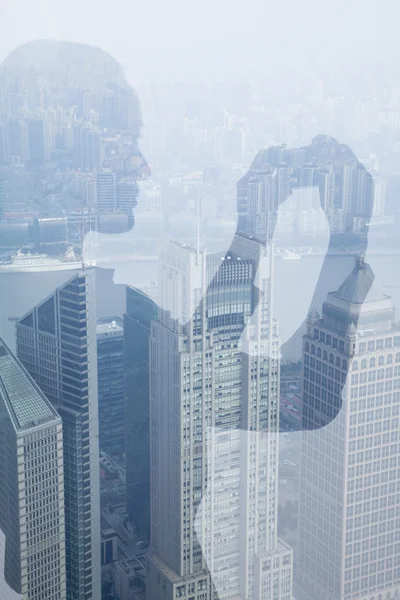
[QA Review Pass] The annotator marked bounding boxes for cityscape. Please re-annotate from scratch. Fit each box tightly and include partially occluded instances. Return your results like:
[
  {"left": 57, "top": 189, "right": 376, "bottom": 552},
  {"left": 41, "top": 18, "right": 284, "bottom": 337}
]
[{"left": 1, "top": 33, "right": 400, "bottom": 600}]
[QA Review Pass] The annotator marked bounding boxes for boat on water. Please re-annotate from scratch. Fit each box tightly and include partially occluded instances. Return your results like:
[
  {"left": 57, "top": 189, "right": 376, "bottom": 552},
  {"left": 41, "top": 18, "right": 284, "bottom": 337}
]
[
  {"left": 0, "top": 248, "right": 89, "bottom": 273},
  {"left": 280, "top": 249, "right": 302, "bottom": 260}
]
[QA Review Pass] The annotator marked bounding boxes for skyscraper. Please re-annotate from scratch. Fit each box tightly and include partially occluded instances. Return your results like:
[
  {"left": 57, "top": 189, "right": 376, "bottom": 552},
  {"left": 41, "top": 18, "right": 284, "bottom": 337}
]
[
  {"left": 124, "top": 286, "right": 158, "bottom": 542},
  {"left": 16, "top": 270, "right": 101, "bottom": 600},
  {"left": 96, "top": 317, "right": 125, "bottom": 455},
  {"left": 298, "top": 257, "right": 400, "bottom": 600},
  {"left": 147, "top": 235, "right": 292, "bottom": 600},
  {"left": 0, "top": 336, "right": 66, "bottom": 600}
]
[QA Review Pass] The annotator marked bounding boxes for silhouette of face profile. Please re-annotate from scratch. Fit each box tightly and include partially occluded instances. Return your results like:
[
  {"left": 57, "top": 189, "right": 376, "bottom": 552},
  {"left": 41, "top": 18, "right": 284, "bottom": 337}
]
[{"left": 1, "top": 39, "right": 150, "bottom": 235}]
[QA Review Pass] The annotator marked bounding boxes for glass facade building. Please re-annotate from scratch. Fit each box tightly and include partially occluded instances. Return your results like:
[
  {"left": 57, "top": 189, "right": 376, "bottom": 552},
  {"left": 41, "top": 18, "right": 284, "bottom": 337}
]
[
  {"left": 96, "top": 317, "right": 124, "bottom": 455},
  {"left": 0, "top": 336, "right": 66, "bottom": 600},
  {"left": 16, "top": 270, "right": 101, "bottom": 600},
  {"left": 124, "top": 286, "right": 158, "bottom": 542}
]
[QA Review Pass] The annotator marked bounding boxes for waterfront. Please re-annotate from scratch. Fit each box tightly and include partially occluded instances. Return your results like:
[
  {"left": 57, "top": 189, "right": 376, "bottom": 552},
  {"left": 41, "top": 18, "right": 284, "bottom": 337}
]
[{"left": 1, "top": 251, "right": 399, "bottom": 359}]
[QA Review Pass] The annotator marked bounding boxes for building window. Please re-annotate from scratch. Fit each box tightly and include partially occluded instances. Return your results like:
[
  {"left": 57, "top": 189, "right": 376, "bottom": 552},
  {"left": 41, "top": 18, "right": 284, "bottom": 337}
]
[
  {"left": 352, "top": 361, "right": 358, "bottom": 371},
  {"left": 370, "top": 358, "right": 376, "bottom": 368},
  {"left": 361, "top": 359, "right": 367, "bottom": 369}
]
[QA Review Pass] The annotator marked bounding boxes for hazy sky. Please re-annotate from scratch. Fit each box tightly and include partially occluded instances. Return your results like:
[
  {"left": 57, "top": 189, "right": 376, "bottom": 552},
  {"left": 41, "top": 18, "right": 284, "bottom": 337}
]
[{"left": 2, "top": 0, "right": 400, "bottom": 86}]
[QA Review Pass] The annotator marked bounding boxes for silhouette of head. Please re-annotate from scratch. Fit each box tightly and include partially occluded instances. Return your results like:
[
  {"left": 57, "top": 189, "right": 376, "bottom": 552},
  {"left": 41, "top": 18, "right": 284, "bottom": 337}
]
[{"left": 1, "top": 40, "right": 150, "bottom": 234}]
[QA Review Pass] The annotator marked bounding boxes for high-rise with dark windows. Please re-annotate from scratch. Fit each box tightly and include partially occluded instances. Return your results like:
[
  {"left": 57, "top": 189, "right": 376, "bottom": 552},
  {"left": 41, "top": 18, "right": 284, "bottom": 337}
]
[
  {"left": 96, "top": 317, "right": 124, "bottom": 455},
  {"left": 16, "top": 270, "right": 101, "bottom": 600},
  {"left": 124, "top": 286, "right": 158, "bottom": 541}
]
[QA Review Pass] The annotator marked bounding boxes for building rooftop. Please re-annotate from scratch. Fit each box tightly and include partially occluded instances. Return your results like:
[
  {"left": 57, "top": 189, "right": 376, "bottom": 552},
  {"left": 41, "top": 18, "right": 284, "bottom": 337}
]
[
  {"left": 0, "top": 337, "right": 60, "bottom": 432},
  {"left": 96, "top": 317, "right": 123, "bottom": 336},
  {"left": 330, "top": 255, "right": 387, "bottom": 305}
]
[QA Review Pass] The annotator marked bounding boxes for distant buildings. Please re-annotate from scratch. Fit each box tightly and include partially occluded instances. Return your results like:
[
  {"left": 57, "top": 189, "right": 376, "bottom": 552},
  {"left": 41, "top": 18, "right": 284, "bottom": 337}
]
[
  {"left": 16, "top": 270, "right": 101, "bottom": 600},
  {"left": 238, "top": 137, "right": 375, "bottom": 240},
  {"left": 96, "top": 171, "right": 117, "bottom": 213},
  {"left": 298, "top": 257, "right": 400, "bottom": 600},
  {"left": 0, "top": 336, "right": 66, "bottom": 600},
  {"left": 96, "top": 317, "right": 125, "bottom": 455},
  {"left": 73, "top": 124, "right": 101, "bottom": 171}
]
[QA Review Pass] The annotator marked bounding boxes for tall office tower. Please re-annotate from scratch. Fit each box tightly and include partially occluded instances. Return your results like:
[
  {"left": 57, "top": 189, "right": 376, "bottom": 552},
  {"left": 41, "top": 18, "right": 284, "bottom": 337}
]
[
  {"left": 124, "top": 286, "right": 158, "bottom": 541},
  {"left": 317, "top": 167, "right": 336, "bottom": 211},
  {"left": 16, "top": 270, "right": 101, "bottom": 600},
  {"left": 96, "top": 317, "right": 125, "bottom": 455},
  {"left": 96, "top": 171, "right": 117, "bottom": 213},
  {"left": 0, "top": 176, "right": 4, "bottom": 220},
  {"left": 0, "top": 337, "right": 66, "bottom": 600},
  {"left": 73, "top": 124, "right": 101, "bottom": 171},
  {"left": 147, "top": 236, "right": 292, "bottom": 600},
  {"left": 298, "top": 257, "right": 400, "bottom": 600}
]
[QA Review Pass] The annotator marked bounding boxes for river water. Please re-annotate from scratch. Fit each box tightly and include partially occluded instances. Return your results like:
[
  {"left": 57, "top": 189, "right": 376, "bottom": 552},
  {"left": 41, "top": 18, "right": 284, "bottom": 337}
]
[{"left": 1, "top": 252, "right": 399, "bottom": 359}]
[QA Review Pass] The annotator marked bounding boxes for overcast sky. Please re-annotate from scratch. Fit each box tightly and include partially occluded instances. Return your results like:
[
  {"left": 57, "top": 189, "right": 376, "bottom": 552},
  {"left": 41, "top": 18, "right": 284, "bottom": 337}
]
[{"left": 1, "top": 0, "right": 400, "bottom": 86}]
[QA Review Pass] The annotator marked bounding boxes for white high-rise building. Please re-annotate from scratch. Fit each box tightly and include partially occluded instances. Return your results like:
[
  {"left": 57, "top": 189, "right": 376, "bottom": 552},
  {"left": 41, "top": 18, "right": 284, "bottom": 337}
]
[
  {"left": 298, "top": 257, "right": 400, "bottom": 600},
  {"left": 0, "top": 337, "right": 66, "bottom": 600},
  {"left": 147, "top": 234, "right": 292, "bottom": 600}
]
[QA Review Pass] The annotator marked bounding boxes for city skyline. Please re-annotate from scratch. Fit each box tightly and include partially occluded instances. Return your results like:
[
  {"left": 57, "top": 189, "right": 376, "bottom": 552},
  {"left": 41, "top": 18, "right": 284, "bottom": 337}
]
[{"left": 1, "top": 36, "right": 400, "bottom": 600}]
